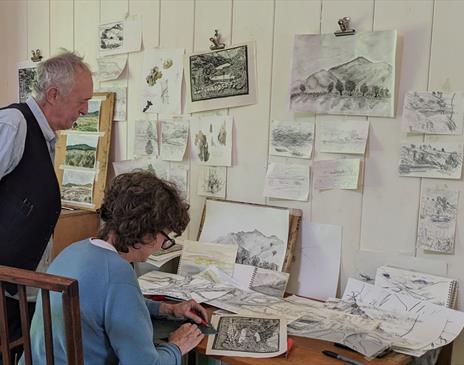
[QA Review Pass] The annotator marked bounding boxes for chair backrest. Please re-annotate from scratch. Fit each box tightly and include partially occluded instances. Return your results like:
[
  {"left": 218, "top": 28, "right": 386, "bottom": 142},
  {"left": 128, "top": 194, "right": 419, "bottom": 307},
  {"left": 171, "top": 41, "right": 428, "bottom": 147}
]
[{"left": 0, "top": 265, "right": 83, "bottom": 365}]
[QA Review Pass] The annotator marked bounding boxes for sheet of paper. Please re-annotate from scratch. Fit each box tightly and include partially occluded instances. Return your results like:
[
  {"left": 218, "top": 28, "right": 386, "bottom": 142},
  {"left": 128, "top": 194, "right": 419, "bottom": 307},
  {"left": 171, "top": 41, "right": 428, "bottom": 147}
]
[
  {"left": 399, "top": 142, "right": 463, "bottom": 179},
  {"left": 233, "top": 264, "right": 289, "bottom": 298},
  {"left": 141, "top": 48, "right": 184, "bottom": 115},
  {"left": 402, "top": 91, "right": 464, "bottom": 135},
  {"left": 263, "top": 163, "right": 309, "bottom": 201},
  {"left": 199, "top": 200, "right": 289, "bottom": 272},
  {"left": 287, "top": 222, "right": 342, "bottom": 301},
  {"left": 197, "top": 166, "right": 227, "bottom": 199},
  {"left": 97, "top": 54, "right": 127, "bottom": 81},
  {"left": 98, "top": 83, "right": 127, "bottom": 121},
  {"left": 168, "top": 162, "right": 188, "bottom": 199},
  {"left": 98, "top": 15, "right": 141, "bottom": 57},
  {"left": 417, "top": 188, "right": 459, "bottom": 254},
  {"left": 72, "top": 99, "right": 101, "bottom": 132},
  {"left": 64, "top": 134, "right": 99, "bottom": 169},
  {"left": 113, "top": 157, "right": 153, "bottom": 176},
  {"left": 134, "top": 119, "right": 158, "bottom": 158},
  {"left": 17, "top": 60, "right": 37, "bottom": 103},
  {"left": 160, "top": 119, "right": 189, "bottom": 161},
  {"left": 190, "top": 116, "right": 233, "bottom": 166},
  {"left": 61, "top": 169, "right": 95, "bottom": 207},
  {"left": 178, "top": 240, "right": 238, "bottom": 277},
  {"left": 313, "top": 158, "right": 360, "bottom": 190},
  {"left": 319, "top": 120, "right": 369, "bottom": 154},
  {"left": 185, "top": 42, "right": 257, "bottom": 113},
  {"left": 269, "top": 120, "right": 314, "bottom": 159},
  {"left": 290, "top": 30, "right": 397, "bottom": 117}
]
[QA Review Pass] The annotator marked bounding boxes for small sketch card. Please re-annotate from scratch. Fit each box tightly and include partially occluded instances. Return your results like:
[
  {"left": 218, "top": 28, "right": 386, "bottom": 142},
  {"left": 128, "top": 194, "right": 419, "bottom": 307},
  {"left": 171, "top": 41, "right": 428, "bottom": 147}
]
[
  {"left": 398, "top": 142, "right": 464, "bottom": 179},
  {"left": 417, "top": 188, "right": 459, "bottom": 254},
  {"left": 206, "top": 314, "right": 287, "bottom": 358},
  {"left": 17, "top": 60, "right": 37, "bottom": 103},
  {"left": 402, "top": 91, "right": 464, "bottom": 135},
  {"left": 197, "top": 166, "right": 227, "bottom": 198},
  {"left": 319, "top": 120, "right": 369, "bottom": 154},
  {"left": 313, "top": 159, "right": 361, "bottom": 190},
  {"left": 61, "top": 168, "right": 95, "bottom": 207},
  {"left": 269, "top": 120, "right": 314, "bottom": 159},
  {"left": 263, "top": 163, "right": 309, "bottom": 201},
  {"left": 160, "top": 119, "right": 189, "bottom": 161},
  {"left": 98, "top": 85, "right": 127, "bottom": 121},
  {"left": 185, "top": 42, "right": 257, "bottom": 113},
  {"left": 98, "top": 15, "right": 141, "bottom": 57},
  {"left": 64, "top": 134, "right": 99, "bottom": 169},
  {"left": 134, "top": 119, "right": 158, "bottom": 158},
  {"left": 97, "top": 54, "right": 127, "bottom": 81}
]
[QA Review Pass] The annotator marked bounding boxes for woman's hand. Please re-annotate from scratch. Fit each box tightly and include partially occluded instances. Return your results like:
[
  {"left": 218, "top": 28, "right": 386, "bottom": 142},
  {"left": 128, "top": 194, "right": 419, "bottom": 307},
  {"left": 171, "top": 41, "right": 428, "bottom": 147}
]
[
  {"left": 161, "top": 299, "right": 209, "bottom": 324},
  {"left": 168, "top": 323, "right": 204, "bottom": 355}
]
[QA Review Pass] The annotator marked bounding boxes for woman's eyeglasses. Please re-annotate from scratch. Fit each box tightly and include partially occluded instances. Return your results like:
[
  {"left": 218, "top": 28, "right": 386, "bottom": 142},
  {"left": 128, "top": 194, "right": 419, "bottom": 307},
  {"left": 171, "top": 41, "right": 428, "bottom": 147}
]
[{"left": 160, "top": 231, "right": 176, "bottom": 250}]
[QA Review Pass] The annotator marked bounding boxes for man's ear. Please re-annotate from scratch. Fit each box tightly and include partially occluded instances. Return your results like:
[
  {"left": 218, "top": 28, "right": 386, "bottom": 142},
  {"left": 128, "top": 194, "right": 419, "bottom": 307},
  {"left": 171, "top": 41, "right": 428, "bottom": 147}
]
[{"left": 46, "top": 87, "right": 59, "bottom": 105}]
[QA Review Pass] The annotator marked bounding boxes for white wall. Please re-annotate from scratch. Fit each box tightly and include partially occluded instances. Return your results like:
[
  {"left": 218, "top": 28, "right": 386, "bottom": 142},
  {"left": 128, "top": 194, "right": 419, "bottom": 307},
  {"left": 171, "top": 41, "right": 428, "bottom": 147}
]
[{"left": 2, "top": 0, "right": 464, "bottom": 362}]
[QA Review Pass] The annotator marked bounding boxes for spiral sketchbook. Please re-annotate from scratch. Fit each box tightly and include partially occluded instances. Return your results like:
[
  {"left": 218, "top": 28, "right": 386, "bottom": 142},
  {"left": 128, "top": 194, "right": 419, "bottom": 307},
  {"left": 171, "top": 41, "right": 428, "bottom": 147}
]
[
  {"left": 232, "top": 264, "right": 289, "bottom": 298},
  {"left": 374, "top": 265, "right": 458, "bottom": 308}
]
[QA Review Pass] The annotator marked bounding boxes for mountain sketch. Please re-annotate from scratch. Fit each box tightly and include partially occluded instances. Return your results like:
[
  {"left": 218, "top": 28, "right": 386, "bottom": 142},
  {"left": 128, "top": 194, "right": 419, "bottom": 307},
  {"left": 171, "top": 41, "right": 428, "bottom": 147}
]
[{"left": 215, "top": 229, "right": 285, "bottom": 271}]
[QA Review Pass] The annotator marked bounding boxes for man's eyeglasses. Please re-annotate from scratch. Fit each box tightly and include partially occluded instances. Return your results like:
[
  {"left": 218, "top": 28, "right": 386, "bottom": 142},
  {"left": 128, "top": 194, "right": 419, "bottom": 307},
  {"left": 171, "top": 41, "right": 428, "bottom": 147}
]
[{"left": 160, "top": 231, "right": 176, "bottom": 250}]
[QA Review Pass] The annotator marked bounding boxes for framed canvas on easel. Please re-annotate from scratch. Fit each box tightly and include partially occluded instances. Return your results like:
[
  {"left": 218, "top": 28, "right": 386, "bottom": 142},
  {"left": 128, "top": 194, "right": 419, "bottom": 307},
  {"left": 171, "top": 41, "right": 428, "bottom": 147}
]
[
  {"left": 197, "top": 198, "right": 301, "bottom": 273},
  {"left": 54, "top": 92, "right": 115, "bottom": 211}
]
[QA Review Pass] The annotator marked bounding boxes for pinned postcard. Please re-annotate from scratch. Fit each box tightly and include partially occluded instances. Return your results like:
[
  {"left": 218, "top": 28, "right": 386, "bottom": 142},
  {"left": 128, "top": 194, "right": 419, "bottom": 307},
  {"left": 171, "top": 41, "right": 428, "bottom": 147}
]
[
  {"left": 313, "top": 159, "right": 361, "bottom": 190},
  {"left": 97, "top": 54, "right": 127, "bottom": 81},
  {"left": 269, "top": 120, "right": 314, "bottom": 159},
  {"left": 61, "top": 169, "right": 95, "bottom": 206},
  {"left": 65, "top": 134, "right": 99, "bottom": 169},
  {"left": 263, "top": 163, "right": 309, "bottom": 201},
  {"left": 319, "top": 120, "right": 369, "bottom": 154},
  {"left": 98, "top": 15, "right": 142, "bottom": 57},
  {"left": 160, "top": 119, "right": 189, "bottom": 161}
]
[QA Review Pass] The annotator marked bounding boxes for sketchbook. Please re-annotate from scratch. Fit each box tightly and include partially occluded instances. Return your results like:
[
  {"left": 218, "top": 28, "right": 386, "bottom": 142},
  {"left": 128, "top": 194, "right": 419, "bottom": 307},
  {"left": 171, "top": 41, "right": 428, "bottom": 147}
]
[
  {"left": 233, "top": 264, "right": 289, "bottom": 298},
  {"left": 374, "top": 265, "right": 458, "bottom": 308}
]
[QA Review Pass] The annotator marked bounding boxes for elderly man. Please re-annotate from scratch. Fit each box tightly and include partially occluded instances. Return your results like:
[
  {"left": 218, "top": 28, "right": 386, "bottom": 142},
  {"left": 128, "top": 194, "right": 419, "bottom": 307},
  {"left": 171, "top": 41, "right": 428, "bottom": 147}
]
[{"left": 0, "top": 51, "right": 93, "bottom": 358}]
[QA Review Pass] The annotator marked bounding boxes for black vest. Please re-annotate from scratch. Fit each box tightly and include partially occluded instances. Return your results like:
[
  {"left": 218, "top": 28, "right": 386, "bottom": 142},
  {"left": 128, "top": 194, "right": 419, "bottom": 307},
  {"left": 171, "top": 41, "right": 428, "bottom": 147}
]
[{"left": 0, "top": 103, "right": 61, "bottom": 294}]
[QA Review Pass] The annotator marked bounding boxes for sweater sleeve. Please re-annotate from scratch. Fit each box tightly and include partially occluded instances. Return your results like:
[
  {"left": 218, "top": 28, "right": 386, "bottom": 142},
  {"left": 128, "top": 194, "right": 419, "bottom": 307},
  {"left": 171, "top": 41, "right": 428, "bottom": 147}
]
[
  {"left": 104, "top": 282, "right": 182, "bottom": 365},
  {"left": 145, "top": 298, "right": 161, "bottom": 317}
]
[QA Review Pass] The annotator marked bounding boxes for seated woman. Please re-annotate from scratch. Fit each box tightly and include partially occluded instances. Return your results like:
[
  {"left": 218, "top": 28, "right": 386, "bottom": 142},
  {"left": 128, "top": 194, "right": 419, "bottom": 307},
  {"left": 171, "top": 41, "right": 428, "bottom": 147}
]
[{"left": 24, "top": 171, "right": 207, "bottom": 365}]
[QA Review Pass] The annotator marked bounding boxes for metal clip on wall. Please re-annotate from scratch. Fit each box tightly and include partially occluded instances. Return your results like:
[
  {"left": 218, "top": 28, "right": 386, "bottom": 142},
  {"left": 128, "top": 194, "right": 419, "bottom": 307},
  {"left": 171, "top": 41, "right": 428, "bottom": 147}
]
[
  {"left": 209, "top": 30, "right": 226, "bottom": 50},
  {"left": 334, "top": 17, "right": 356, "bottom": 37},
  {"left": 30, "top": 49, "right": 43, "bottom": 62}
]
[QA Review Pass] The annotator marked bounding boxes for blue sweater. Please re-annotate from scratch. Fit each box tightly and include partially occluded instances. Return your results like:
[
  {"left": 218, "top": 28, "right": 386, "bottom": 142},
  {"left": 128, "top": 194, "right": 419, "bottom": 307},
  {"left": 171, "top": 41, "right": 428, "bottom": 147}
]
[{"left": 23, "top": 240, "right": 181, "bottom": 365}]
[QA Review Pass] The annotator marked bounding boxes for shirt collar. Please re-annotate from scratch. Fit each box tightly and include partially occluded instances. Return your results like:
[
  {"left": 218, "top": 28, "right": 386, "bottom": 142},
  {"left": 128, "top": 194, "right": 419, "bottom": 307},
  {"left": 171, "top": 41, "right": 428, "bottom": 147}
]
[
  {"left": 89, "top": 238, "right": 118, "bottom": 253},
  {"left": 26, "top": 97, "right": 56, "bottom": 144}
]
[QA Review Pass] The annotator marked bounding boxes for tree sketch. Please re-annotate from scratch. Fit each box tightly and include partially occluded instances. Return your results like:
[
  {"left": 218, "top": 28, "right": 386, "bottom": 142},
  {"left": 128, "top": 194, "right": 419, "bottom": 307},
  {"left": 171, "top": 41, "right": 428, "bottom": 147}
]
[
  {"left": 417, "top": 188, "right": 459, "bottom": 253},
  {"left": 198, "top": 166, "right": 226, "bottom": 198},
  {"left": 99, "top": 22, "right": 124, "bottom": 50},
  {"left": 18, "top": 67, "right": 37, "bottom": 103},
  {"left": 398, "top": 142, "right": 463, "bottom": 179},
  {"left": 403, "top": 91, "right": 464, "bottom": 135},
  {"left": 134, "top": 119, "right": 158, "bottom": 157},
  {"left": 160, "top": 120, "right": 189, "bottom": 161},
  {"left": 269, "top": 120, "right": 314, "bottom": 158},
  {"left": 290, "top": 30, "right": 396, "bottom": 117}
]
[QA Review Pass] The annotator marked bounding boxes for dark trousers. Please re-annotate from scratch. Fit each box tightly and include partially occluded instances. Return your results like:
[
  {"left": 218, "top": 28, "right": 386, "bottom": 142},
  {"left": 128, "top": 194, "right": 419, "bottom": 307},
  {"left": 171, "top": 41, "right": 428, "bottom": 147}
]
[{"left": 0, "top": 297, "right": 35, "bottom": 364}]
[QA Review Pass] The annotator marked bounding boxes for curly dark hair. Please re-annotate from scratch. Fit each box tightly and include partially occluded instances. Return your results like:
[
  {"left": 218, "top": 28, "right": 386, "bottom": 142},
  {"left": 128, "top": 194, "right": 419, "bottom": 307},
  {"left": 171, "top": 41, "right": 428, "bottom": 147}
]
[{"left": 97, "top": 171, "right": 190, "bottom": 253}]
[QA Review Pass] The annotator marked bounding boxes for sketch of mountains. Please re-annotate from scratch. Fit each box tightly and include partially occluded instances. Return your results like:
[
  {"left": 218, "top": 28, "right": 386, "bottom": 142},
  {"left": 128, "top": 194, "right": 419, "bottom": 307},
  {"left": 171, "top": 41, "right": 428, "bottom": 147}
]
[
  {"left": 66, "top": 144, "right": 95, "bottom": 151},
  {"left": 299, "top": 56, "right": 392, "bottom": 93},
  {"left": 215, "top": 229, "right": 285, "bottom": 271}
]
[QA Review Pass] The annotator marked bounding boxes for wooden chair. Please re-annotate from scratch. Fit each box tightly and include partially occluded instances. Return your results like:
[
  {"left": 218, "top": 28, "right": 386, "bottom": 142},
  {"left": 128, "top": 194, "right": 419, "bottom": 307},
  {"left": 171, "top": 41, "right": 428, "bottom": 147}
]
[{"left": 0, "top": 265, "right": 83, "bottom": 365}]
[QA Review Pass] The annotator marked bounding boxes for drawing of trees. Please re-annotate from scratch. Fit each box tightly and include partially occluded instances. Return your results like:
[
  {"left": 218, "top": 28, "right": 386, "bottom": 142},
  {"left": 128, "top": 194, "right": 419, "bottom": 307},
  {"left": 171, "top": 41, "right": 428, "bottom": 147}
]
[
  {"left": 360, "top": 83, "right": 368, "bottom": 96},
  {"left": 335, "top": 80, "right": 344, "bottom": 95},
  {"left": 345, "top": 80, "right": 356, "bottom": 96},
  {"left": 327, "top": 82, "right": 334, "bottom": 93}
]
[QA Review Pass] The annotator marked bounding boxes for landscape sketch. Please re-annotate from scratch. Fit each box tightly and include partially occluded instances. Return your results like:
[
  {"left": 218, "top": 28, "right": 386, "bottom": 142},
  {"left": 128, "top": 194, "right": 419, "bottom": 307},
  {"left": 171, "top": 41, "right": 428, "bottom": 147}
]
[
  {"left": 17, "top": 62, "right": 37, "bottom": 103},
  {"left": 99, "top": 21, "right": 124, "bottom": 52},
  {"left": 185, "top": 42, "right": 256, "bottom": 113},
  {"left": 402, "top": 91, "right": 464, "bottom": 135},
  {"left": 263, "top": 163, "right": 310, "bottom": 201},
  {"left": 98, "top": 16, "right": 142, "bottom": 57},
  {"left": 160, "top": 119, "right": 189, "bottom": 161},
  {"left": 168, "top": 163, "right": 189, "bottom": 200},
  {"left": 190, "top": 116, "right": 233, "bottom": 166},
  {"left": 197, "top": 166, "right": 227, "bottom": 198},
  {"left": 319, "top": 120, "right": 369, "bottom": 154},
  {"left": 199, "top": 200, "right": 289, "bottom": 271},
  {"left": 72, "top": 99, "right": 101, "bottom": 132},
  {"left": 97, "top": 54, "right": 127, "bottom": 81},
  {"left": 417, "top": 188, "right": 459, "bottom": 254},
  {"left": 141, "top": 48, "right": 184, "bottom": 115},
  {"left": 313, "top": 158, "right": 360, "bottom": 190},
  {"left": 290, "top": 30, "right": 397, "bottom": 117},
  {"left": 206, "top": 315, "right": 286, "bottom": 358},
  {"left": 398, "top": 142, "right": 464, "bottom": 179},
  {"left": 269, "top": 120, "right": 314, "bottom": 159},
  {"left": 98, "top": 85, "right": 127, "bottom": 121},
  {"left": 134, "top": 119, "right": 158, "bottom": 157},
  {"left": 65, "top": 134, "right": 98, "bottom": 169},
  {"left": 61, "top": 169, "right": 95, "bottom": 205}
]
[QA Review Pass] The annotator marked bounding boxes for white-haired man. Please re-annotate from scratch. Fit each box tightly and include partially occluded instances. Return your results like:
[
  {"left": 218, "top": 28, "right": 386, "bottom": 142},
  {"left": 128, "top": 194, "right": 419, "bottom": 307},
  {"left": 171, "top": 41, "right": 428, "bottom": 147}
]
[{"left": 0, "top": 51, "right": 93, "bottom": 358}]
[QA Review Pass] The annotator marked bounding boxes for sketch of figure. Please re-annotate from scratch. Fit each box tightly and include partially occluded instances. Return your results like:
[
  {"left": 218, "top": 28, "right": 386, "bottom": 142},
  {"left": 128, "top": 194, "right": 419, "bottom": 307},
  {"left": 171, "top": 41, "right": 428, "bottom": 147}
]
[
  {"left": 61, "top": 169, "right": 95, "bottom": 205},
  {"left": 290, "top": 30, "right": 396, "bottom": 117},
  {"left": 417, "top": 188, "right": 459, "bottom": 253},
  {"left": 160, "top": 119, "right": 189, "bottom": 161},
  {"left": 17, "top": 64, "right": 37, "bottom": 103},
  {"left": 99, "top": 22, "right": 124, "bottom": 51},
  {"left": 398, "top": 142, "right": 464, "bottom": 179},
  {"left": 269, "top": 120, "right": 314, "bottom": 159},
  {"left": 198, "top": 166, "right": 227, "bottom": 198},
  {"left": 402, "top": 91, "right": 464, "bottom": 135}
]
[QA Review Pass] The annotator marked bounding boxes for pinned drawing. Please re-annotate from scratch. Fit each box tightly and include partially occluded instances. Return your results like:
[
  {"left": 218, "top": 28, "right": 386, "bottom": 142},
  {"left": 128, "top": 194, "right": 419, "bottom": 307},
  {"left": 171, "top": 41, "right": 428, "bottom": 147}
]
[
  {"left": 97, "top": 55, "right": 127, "bottom": 81},
  {"left": 168, "top": 163, "right": 188, "bottom": 200},
  {"left": 99, "top": 21, "right": 124, "bottom": 51},
  {"left": 198, "top": 166, "right": 227, "bottom": 198},
  {"left": 263, "top": 163, "right": 309, "bottom": 201},
  {"left": 402, "top": 91, "right": 464, "bottom": 135},
  {"left": 206, "top": 315, "right": 287, "bottom": 358},
  {"left": 190, "top": 116, "right": 233, "bottom": 166},
  {"left": 313, "top": 159, "right": 360, "bottom": 190},
  {"left": 185, "top": 42, "right": 257, "bottom": 113},
  {"left": 319, "top": 120, "right": 369, "bottom": 154},
  {"left": 398, "top": 142, "right": 463, "bottom": 179},
  {"left": 141, "top": 48, "right": 184, "bottom": 115},
  {"left": 17, "top": 61, "right": 37, "bottom": 103},
  {"left": 61, "top": 169, "right": 95, "bottom": 205},
  {"left": 72, "top": 99, "right": 101, "bottom": 132},
  {"left": 160, "top": 119, "right": 189, "bottom": 161},
  {"left": 98, "top": 85, "right": 127, "bottom": 121},
  {"left": 290, "top": 30, "right": 397, "bottom": 117},
  {"left": 65, "top": 134, "right": 99, "bottom": 169},
  {"left": 269, "top": 120, "right": 314, "bottom": 159},
  {"left": 134, "top": 119, "right": 158, "bottom": 157},
  {"left": 199, "top": 200, "right": 289, "bottom": 271},
  {"left": 417, "top": 188, "right": 459, "bottom": 253},
  {"left": 98, "top": 16, "right": 142, "bottom": 57}
]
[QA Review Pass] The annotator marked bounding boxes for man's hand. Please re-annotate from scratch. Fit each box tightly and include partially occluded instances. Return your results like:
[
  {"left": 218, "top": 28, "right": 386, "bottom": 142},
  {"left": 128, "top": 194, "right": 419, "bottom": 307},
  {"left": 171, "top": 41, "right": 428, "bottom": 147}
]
[{"left": 160, "top": 299, "right": 208, "bottom": 324}]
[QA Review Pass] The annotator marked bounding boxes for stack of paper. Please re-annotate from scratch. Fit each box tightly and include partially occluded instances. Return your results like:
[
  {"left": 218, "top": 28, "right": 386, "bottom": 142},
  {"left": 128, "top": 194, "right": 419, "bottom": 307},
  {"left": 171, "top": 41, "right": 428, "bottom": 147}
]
[{"left": 146, "top": 244, "right": 183, "bottom": 268}]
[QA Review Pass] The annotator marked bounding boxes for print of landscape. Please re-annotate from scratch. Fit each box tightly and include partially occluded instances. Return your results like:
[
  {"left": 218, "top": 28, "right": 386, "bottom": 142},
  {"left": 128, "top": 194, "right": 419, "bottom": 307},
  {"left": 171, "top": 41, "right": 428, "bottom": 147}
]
[
  {"left": 72, "top": 110, "right": 99, "bottom": 132},
  {"left": 61, "top": 182, "right": 93, "bottom": 203},
  {"left": 290, "top": 56, "right": 393, "bottom": 116},
  {"left": 65, "top": 143, "right": 96, "bottom": 168}
]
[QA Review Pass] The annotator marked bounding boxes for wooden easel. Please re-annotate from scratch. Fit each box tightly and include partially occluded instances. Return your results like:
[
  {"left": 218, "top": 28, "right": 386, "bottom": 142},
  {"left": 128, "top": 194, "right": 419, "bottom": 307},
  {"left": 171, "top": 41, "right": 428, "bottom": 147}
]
[{"left": 197, "top": 198, "right": 302, "bottom": 273}]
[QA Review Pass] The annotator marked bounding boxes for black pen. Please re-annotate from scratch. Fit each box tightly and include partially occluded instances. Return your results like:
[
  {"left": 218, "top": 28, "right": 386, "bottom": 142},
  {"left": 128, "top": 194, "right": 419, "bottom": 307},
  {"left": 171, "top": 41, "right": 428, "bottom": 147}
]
[{"left": 322, "top": 350, "right": 364, "bottom": 365}]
